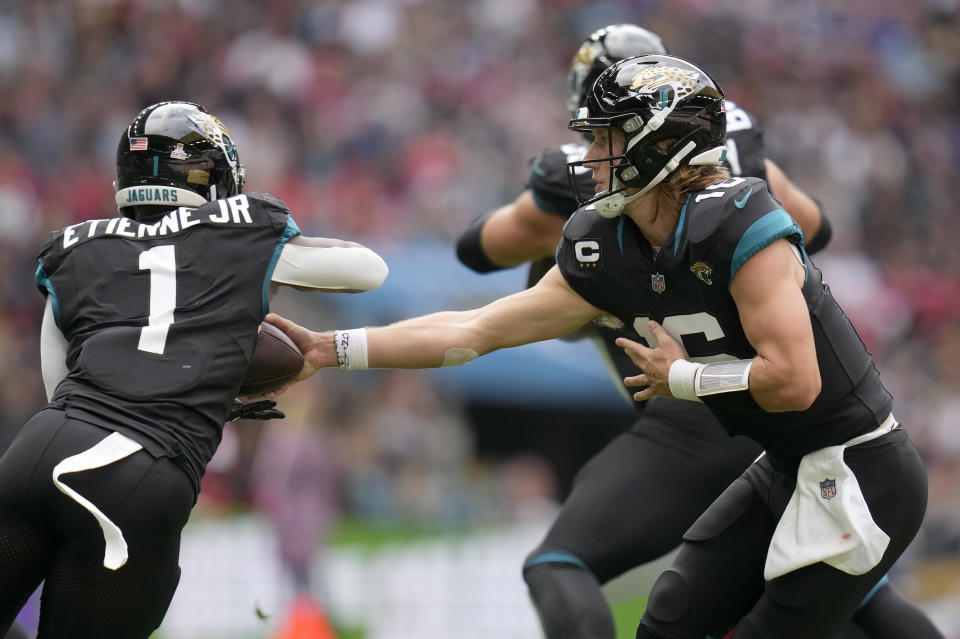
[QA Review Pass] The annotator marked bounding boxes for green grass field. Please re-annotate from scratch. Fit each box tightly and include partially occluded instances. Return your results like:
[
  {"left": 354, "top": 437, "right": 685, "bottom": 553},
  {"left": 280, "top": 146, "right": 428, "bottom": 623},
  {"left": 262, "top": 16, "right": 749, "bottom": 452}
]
[{"left": 612, "top": 597, "right": 648, "bottom": 639}]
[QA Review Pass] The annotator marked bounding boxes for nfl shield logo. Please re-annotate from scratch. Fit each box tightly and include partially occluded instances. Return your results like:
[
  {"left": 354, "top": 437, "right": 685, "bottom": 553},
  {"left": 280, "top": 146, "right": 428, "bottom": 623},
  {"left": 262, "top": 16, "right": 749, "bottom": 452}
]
[
  {"left": 651, "top": 273, "right": 666, "bottom": 294},
  {"left": 820, "top": 478, "right": 837, "bottom": 500}
]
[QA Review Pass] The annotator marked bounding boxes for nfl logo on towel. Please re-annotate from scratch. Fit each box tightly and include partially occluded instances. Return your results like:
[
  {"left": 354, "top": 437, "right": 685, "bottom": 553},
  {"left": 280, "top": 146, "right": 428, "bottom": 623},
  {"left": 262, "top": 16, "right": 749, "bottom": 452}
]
[
  {"left": 651, "top": 273, "right": 666, "bottom": 294},
  {"left": 820, "top": 478, "right": 837, "bottom": 500}
]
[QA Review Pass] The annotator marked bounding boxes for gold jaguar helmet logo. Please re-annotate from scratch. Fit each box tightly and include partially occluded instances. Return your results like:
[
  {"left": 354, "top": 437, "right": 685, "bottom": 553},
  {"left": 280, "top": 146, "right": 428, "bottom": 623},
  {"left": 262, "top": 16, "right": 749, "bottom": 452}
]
[{"left": 630, "top": 65, "right": 699, "bottom": 95}]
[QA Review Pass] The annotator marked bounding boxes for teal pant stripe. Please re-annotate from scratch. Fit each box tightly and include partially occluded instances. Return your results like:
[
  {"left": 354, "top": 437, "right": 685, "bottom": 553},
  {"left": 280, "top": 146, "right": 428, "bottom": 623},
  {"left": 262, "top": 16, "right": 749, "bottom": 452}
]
[
  {"left": 859, "top": 573, "right": 889, "bottom": 609},
  {"left": 523, "top": 551, "right": 589, "bottom": 572}
]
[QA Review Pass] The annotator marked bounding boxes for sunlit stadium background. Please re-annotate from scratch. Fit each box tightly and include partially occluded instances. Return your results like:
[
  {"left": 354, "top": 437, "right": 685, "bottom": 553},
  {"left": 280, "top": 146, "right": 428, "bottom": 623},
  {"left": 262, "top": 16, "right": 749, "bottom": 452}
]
[{"left": 1, "top": 1, "right": 959, "bottom": 637}]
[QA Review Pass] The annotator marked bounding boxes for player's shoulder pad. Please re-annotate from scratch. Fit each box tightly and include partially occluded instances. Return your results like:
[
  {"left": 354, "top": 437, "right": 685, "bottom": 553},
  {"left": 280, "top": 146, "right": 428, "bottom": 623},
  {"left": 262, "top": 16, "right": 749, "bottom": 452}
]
[
  {"left": 686, "top": 177, "right": 775, "bottom": 242},
  {"left": 245, "top": 192, "right": 292, "bottom": 215},
  {"left": 36, "top": 228, "right": 64, "bottom": 267},
  {"left": 556, "top": 205, "right": 619, "bottom": 271},
  {"left": 529, "top": 145, "right": 577, "bottom": 188},
  {"left": 555, "top": 205, "right": 617, "bottom": 305},
  {"left": 686, "top": 176, "right": 804, "bottom": 283},
  {"left": 561, "top": 205, "right": 610, "bottom": 241},
  {"left": 243, "top": 192, "right": 299, "bottom": 236},
  {"left": 528, "top": 143, "right": 592, "bottom": 203}
]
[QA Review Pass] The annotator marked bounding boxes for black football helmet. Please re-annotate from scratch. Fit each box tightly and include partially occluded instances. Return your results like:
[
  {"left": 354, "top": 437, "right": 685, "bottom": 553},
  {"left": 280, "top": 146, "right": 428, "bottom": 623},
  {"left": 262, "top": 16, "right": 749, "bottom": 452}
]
[
  {"left": 567, "top": 54, "right": 726, "bottom": 218},
  {"left": 115, "top": 101, "right": 245, "bottom": 219},
  {"left": 566, "top": 24, "right": 668, "bottom": 113}
]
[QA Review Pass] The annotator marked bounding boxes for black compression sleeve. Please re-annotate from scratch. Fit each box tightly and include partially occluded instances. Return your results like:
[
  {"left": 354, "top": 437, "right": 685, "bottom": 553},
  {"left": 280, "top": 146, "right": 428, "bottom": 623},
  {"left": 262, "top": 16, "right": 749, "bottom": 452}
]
[
  {"left": 455, "top": 210, "right": 503, "bottom": 273},
  {"left": 805, "top": 204, "right": 832, "bottom": 255}
]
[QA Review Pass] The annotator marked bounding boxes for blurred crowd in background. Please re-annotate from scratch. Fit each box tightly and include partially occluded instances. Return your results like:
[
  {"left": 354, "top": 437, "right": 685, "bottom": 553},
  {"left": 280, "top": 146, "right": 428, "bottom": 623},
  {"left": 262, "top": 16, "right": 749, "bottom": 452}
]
[{"left": 1, "top": 0, "right": 959, "bottom": 622}]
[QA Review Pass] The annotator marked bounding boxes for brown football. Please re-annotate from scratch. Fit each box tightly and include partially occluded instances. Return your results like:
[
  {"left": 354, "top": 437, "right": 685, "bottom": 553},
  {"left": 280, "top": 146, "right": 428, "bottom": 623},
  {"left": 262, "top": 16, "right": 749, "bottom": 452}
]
[{"left": 239, "top": 322, "right": 304, "bottom": 396}]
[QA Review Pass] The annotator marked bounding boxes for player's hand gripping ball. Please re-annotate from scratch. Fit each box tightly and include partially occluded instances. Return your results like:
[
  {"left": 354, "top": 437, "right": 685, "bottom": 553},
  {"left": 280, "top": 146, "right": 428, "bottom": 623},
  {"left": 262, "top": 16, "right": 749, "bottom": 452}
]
[{"left": 239, "top": 322, "right": 305, "bottom": 396}]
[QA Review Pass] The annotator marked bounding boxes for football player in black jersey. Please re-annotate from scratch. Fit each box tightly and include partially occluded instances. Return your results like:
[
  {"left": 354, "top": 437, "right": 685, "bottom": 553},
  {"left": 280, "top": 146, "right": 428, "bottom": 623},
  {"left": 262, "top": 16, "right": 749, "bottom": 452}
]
[
  {"left": 263, "top": 55, "right": 929, "bottom": 639},
  {"left": 457, "top": 24, "right": 939, "bottom": 639},
  {"left": 0, "top": 101, "right": 389, "bottom": 639}
]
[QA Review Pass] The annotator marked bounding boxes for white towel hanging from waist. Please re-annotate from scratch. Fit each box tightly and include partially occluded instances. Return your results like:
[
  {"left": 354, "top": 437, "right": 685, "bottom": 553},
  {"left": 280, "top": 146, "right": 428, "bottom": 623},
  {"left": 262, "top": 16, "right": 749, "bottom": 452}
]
[
  {"left": 764, "top": 414, "right": 898, "bottom": 581},
  {"left": 52, "top": 431, "right": 143, "bottom": 570}
]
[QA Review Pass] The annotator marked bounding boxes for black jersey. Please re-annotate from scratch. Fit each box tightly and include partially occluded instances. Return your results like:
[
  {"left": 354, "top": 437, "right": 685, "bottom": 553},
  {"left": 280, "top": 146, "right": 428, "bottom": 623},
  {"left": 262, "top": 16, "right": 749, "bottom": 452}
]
[
  {"left": 35, "top": 192, "right": 300, "bottom": 492},
  {"left": 557, "top": 177, "right": 891, "bottom": 460},
  {"left": 529, "top": 103, "right": 771, "bottom": 405}
]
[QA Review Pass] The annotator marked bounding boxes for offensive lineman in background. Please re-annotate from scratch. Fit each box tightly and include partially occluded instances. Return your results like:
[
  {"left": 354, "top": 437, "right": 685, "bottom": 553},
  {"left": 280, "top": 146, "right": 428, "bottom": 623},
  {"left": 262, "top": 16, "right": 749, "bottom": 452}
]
[
  {"left": 0, "top": 101, "right": 388, "bottom": 638},
  {"left": 455, "top": 25, "right": 942, "bottom": 639}
]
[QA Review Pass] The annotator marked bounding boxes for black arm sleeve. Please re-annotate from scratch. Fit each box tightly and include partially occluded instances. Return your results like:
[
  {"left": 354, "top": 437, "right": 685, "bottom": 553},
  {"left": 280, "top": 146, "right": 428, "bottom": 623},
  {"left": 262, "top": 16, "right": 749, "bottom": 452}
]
[
  {"left": 455, "top": 210, "right": 503, "bottom": 273},
  {"left": 805, "top": 205, "right": 832, "bottom": 255}
]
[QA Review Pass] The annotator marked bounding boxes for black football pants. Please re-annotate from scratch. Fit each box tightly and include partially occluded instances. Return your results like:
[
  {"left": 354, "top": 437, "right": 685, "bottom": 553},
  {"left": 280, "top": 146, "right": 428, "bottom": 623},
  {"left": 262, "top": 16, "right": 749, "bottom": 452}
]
[
  {"left": 0, "top": 409, "right": 194, "bottom": 639},
  {"left": 638, "top": 427, "right": 927, "bottom": 639}
]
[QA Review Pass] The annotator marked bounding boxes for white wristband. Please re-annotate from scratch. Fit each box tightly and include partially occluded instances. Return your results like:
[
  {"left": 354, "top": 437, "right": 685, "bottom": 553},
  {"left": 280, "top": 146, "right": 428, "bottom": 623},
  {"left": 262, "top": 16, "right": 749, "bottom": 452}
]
[
  {"left": 668, "top": 359, "right": 704, "bottom": 401},
  {"left": 334, "top": 328, "right": 368, "bottom": 370}
]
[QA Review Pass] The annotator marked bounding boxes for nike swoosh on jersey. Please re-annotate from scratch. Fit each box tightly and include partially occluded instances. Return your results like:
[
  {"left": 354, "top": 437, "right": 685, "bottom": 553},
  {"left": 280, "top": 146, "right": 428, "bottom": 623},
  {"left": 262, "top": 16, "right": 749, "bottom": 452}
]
[
  {"left": 530, "top": 160, "right": 546, "bottom": 176},
  {"left": 734, "top": 187, "right": 753, "bottom": 209}
]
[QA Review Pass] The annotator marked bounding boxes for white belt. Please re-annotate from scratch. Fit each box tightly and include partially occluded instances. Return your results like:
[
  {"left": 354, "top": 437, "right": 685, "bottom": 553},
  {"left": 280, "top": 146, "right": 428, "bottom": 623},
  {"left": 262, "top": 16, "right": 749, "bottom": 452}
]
[
  {"left": 52, "top": 432, "right": 143, "bottom": 570},
  {"left": 764, "top": 414, "right": 898, "bottom": 581}
]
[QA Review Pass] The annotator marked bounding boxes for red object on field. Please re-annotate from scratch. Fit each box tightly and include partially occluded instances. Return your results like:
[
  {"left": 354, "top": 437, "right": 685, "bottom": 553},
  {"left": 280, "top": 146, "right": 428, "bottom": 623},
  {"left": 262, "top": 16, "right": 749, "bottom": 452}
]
[{"left": 271, "top": 595, "right": 338, "bottom": 639}]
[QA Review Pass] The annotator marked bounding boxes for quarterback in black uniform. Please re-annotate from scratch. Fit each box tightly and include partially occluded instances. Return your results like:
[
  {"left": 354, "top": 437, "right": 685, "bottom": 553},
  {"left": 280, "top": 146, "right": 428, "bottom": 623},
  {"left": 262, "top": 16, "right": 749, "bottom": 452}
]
[
  {"left": 457, "top": 24, "right": 938, "bottom": 639},
  {"left": 263, "top": 54, "right": 929, "bottom": 639},
  {"left": 0, "top": 101, "right": 388, "bottom": 639}
]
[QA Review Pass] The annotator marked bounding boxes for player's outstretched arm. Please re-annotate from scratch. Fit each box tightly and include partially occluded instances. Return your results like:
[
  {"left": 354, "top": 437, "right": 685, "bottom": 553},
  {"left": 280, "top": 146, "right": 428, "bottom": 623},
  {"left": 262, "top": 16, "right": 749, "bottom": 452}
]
[
  {"left": 271, "top": 235, "right": 389, "bottom": 292},
  {"left": 456, "top": 191, "right": 566, "bottom": 272},
  {"left": 264, "top": 266, "right": 600, "bottom": 387}
]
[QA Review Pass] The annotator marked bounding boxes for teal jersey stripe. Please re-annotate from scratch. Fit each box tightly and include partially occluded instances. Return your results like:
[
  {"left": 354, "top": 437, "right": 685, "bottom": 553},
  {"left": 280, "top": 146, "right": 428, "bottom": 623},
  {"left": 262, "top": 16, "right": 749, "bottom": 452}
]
[
  {"left": 262, "top": 216, "right": 302, "bottom": 313},
  {"left": 672, "top": 194, "right": 692, "bottom": 254},
  {"left": 730, "top": 209, "right": 806, "bottom": 288},
  {"left": 617, "top": 216, "right": 625, "bottom": 253},
  {"left": 35, "top": 261, "right": 61, "bottom": 329}
]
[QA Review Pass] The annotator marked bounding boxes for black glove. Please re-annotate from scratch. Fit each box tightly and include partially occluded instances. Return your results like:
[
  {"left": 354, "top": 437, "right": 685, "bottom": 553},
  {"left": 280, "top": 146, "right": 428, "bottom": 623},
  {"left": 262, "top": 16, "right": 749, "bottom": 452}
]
[{"left": 227, "top": 399, "right": 285, "bottom": 422}]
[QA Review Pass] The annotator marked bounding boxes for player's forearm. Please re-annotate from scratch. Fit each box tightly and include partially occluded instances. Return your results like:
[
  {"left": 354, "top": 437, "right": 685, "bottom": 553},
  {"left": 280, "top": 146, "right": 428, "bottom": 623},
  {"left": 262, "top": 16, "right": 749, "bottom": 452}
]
[
  {"left": 745, "top": 353, "right": 821, "bottom": 412},
  {"left": 328, "top": 310, "right": 488, "bottom": 370},
  {"left": 483, "top": 196, "right": 566, "bottom": 267},
  {"left": 457, "top": 209, "right": 507, "bottom": 272},
  {"left": 457, "top": 193, "right": 564, "bottom": 271},
  {"left": 343, "top": 284, "right": 590, "bottom": 369},
  {"left": 368, "top": 318, "right": 483, "bottom": 368}
]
